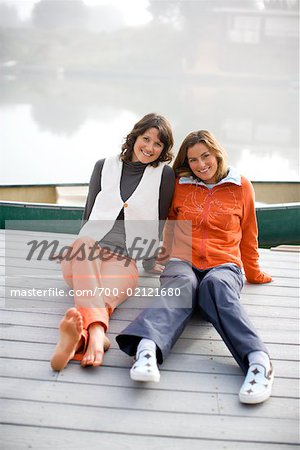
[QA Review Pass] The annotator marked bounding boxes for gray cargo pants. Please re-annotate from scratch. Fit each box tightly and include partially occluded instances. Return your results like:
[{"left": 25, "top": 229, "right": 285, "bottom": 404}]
[{"left": 116, "top": 260, "right": 269, "bottom": 374}]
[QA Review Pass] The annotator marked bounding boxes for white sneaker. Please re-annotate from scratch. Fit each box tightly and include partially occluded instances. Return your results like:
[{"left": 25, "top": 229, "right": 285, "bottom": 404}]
[
  {"left": 130, "top": 350, "right": 160, "bottom": 383},
  {"left": 239, "top": 363, "right": 274, "bottom": 404}
]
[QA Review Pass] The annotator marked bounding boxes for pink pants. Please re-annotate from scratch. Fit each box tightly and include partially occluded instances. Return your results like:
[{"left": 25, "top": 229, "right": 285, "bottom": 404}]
[{"left": 61, "top": 236, "right": 139, "bottom": 356}]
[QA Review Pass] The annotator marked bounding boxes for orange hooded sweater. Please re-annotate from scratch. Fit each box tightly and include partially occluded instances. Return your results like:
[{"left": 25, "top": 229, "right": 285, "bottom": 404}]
[{"left": 162, "top": 168, "right": 271, "bottom": 284}]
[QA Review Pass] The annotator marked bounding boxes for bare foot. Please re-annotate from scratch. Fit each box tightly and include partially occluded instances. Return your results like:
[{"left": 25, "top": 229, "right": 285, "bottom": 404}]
[
  {"left": 50, "top": 308, "right": 83, "bottom": 371},
  {"left": 81, "top": 323, "right": 110, "bottom": 367}
]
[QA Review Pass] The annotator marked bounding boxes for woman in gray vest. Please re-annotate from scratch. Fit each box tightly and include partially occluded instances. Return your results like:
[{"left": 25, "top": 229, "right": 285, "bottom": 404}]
[{"left": 50, "top": 113, "right": 175, "bottom": 371}]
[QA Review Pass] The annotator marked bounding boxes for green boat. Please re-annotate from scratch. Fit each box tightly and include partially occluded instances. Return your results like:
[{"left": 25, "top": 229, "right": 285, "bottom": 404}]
[{"left": 0, "top": 199, "right": 299, "bottom": 248}]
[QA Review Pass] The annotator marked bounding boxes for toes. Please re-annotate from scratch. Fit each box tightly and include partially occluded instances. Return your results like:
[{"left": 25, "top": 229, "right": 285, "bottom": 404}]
[
  {"left": 81, "top": 350, "right": 104, "bottom": 367},
  {"left": 76, "top": 311, "right": 83, "bottom": 321},
  {"left": 93, "top": 351, "right": 104, "bottom": 367},
  {"left": 76, "top": 318, "right": 83, "bottom": 333},
  {"left": 81, "top": 355, "right": 91, "bottom": 367},
  {"left": 65, "top": 308, "right": 83, "bottom": 323},
  {"left": 65, "top": 308, "right": 78, "bottom": 320}
]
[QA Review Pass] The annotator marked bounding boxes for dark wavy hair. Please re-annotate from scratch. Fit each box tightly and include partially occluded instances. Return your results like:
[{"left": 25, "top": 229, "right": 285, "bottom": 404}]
[
  {"left": 120, "top": 113, "right": 174, "bottom": 167},
  {"left": 173, "top": 130, "right": 228, "bottom": 183}
]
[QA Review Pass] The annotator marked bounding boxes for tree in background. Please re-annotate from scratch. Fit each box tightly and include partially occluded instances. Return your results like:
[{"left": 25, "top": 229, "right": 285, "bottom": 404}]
[
  {"left": 32, "top": 0, "right": 89, "bottom": 30},
  {"left": 0, "top": 2, "right": 21, "bottom": 28}
]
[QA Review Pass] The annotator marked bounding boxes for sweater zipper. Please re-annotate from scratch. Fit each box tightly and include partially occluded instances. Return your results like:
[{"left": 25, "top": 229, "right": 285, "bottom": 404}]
[
  {"left": 198, "top": 188, "right": 212, "bottom": 269},
  {"left": 198, "top": 185, "right": 224, "bottom": 269}
]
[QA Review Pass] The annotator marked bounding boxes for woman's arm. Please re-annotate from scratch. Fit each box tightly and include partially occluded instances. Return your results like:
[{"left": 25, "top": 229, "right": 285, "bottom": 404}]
[
  {"left": 158, "top": 165, "right": 176, "bottom": 226},
  {"left": 240, "top": 177, "right": 272, "bottom": 284},
  {"left": 82, "top": 159, "right": 105, "bottom": 222},
  {"left": 142, "top": 165, "right": 175, "bottom": 272}
]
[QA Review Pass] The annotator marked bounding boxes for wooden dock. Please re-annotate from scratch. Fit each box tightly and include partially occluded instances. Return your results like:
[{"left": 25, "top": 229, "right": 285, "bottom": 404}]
[{"left": 0, "top": 229, "right": 299, "bottom": 449}]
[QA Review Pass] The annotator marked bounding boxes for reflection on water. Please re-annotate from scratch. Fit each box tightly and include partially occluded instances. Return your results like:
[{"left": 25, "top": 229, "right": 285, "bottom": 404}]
[
  {"left": 0, "top": 0, "right": 299, "bottom": 184},
  {"left": 1, "top": 76, "right": 298, "bottom": 183}
]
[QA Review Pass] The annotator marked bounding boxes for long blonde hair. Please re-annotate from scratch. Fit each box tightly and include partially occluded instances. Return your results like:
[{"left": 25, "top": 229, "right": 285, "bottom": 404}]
[{"left": 173, "top": 130, "right": 228, "bottom": 182}]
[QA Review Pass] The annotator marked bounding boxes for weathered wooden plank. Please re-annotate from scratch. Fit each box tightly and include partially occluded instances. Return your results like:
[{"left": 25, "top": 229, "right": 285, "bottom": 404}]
[
  {"left": 1, "top": 231, "right": 298, "bottom": 261},
  {"left": 2, "top": 285, "right": 299, "bottom": 312},
  {"left": 182, "top": 326, "right": 299, "bottom": 345},
  {"left": 258, "top": 256, "right": 299, "bottom": 264},
  {"left": 3, "top": 261, "right": 300, "bottom": 289},
  {"left": 1, "top": 299, "right": 298, "bottom": 318},
  {"left": 2, "top": 291, "right": 299, "bottom": 308},
  {"left": 0, "top": 324, "right": 298, "bottom": 361},
  {"left": 246, "top": 278, "right": 299, "bottom": 288},
  {"left": 145, "top": 278, "right": 299, "bottom": 295},
  {"left": 1, "top": 398, "right": 298, "bottom": 444},
  {"left": 1, "top": 309, "right": 299, "bottom": 345},
  {"left": 2, "top": 377, "right": 298, "bottom": 420},
  {"left": 3, "top": 231, "right": 296, "bottom": 258},
  {"left": 0, "top": 231, "right": 75, "bottom": 244},
  {"left": 2, "top": 314, "right": 300, "bottom": 345},
  {"left": 0, "top": 358, "right": 58, "bottom": 381},
  {"left": 116, "top": 298, "right": 300, "bottom": 315},
  {"left": 1, "top": 305, "right": 298, "bottom": 327},
  {"left": 241, "top": 295, "right": 299, "bottom": 307},
  {"left": 172, "top": 339, "right": 299, "bottom": 361},
  {"left": 1, "top": 243, "right": 298, "bottom": 266},
  {"left": 0, "top": 256, "right": 299, "bottom": 284},
  {"left": 109, "top": 309, "right": 300, "bottom": 331},
  {"left": 1, "top": 231, "right": 299, "bottom": 259},
  {"left": 1, "top": 425, "right": 296, "bottom": 450},
  {"left": 0, "top": 229, "right": 75, "bottom": 239},
  {"left": 1, "top": 340, "right": 298, "bottom": 378},
  {"left": 2, "top": 268, "right": 299, "bottom": 294},
  {"left": 3, "top": 257, "right": 69, "bottom": 271},
  {"left": 258, "top": 260, "right": 299, "bottom": 270},
  {"left": 217, "top": 392, "right": 299, "bottom": 420},
  {"left": 0, "top": 275, "right": 299, "bottom": 302},
  {"left": 0, "top": 309, "right": 299, "bottom": 344},
  {"left": 0, "top": 358, "right": 298, "bottom": 398},
  {"left": 259, "top": 247, "right": 299, "bottom": 256},
  {"left": 0, "top": 229, "right": 299, "bottom": 449},
  {"left": 3, "top": 276, "right": 299, "bottom": 295},
  {"left": 1, "top": 377, "right": 218, "bottom": 415},
  {"left": 2, "top": 231, "right": 298, "bottom": 250},
  {"left": 0, "top": 298, "right": 72, "bottom": 312},
  {"left": 2, "top": 255, "right": 299, "bottom": 279}
]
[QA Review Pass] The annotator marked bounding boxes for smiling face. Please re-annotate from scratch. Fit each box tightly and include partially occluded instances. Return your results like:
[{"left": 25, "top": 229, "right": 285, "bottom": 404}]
[
  {"left": 131, "top": 127, "right": 164, "bottom": 164},
  {"left": 187, "top": 142, "right": 218, "bottom": 184}
]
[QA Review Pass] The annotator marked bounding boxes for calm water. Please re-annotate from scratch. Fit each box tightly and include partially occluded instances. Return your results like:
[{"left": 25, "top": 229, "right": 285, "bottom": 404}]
[
  {"left": 1, "top": 2, "right": 299, "bottom": 184},
  {"left": 1, "top": 75, "right": 298, "bottom": 184}
]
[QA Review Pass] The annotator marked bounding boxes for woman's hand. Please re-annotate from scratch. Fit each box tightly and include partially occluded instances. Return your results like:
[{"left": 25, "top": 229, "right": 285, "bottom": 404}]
[
  {"left": 147, "top": 263, "right": 165, "bottom": 274},
  {"left": 247, "top": 271, "right": 273, "bottom": 284}
]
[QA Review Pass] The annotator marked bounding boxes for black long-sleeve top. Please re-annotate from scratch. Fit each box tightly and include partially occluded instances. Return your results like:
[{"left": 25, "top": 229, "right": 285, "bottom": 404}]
[{"left": 83, "top": 158, "right": 175, "bottom": 270}]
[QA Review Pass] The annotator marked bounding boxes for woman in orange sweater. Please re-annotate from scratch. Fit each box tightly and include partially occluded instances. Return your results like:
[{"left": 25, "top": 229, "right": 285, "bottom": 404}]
[{"left": 116, "top": 130, "right": 274, "bottom": 405}]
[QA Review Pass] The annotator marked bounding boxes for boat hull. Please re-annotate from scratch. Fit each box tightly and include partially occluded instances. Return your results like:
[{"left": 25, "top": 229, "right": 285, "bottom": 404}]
[{"left": 0, "top": 201, "right": 299, "bottom": 247}]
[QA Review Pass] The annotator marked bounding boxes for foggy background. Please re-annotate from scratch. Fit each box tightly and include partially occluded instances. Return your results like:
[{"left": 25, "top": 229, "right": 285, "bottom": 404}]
[{"left": 0, "top": 0, "right": 299, "bottom": 184}]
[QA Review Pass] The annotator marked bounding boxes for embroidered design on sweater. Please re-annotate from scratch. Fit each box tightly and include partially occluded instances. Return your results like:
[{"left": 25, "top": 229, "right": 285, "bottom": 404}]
[{"left": 181, "top": 185, "right": 239, "bottom": 231}]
